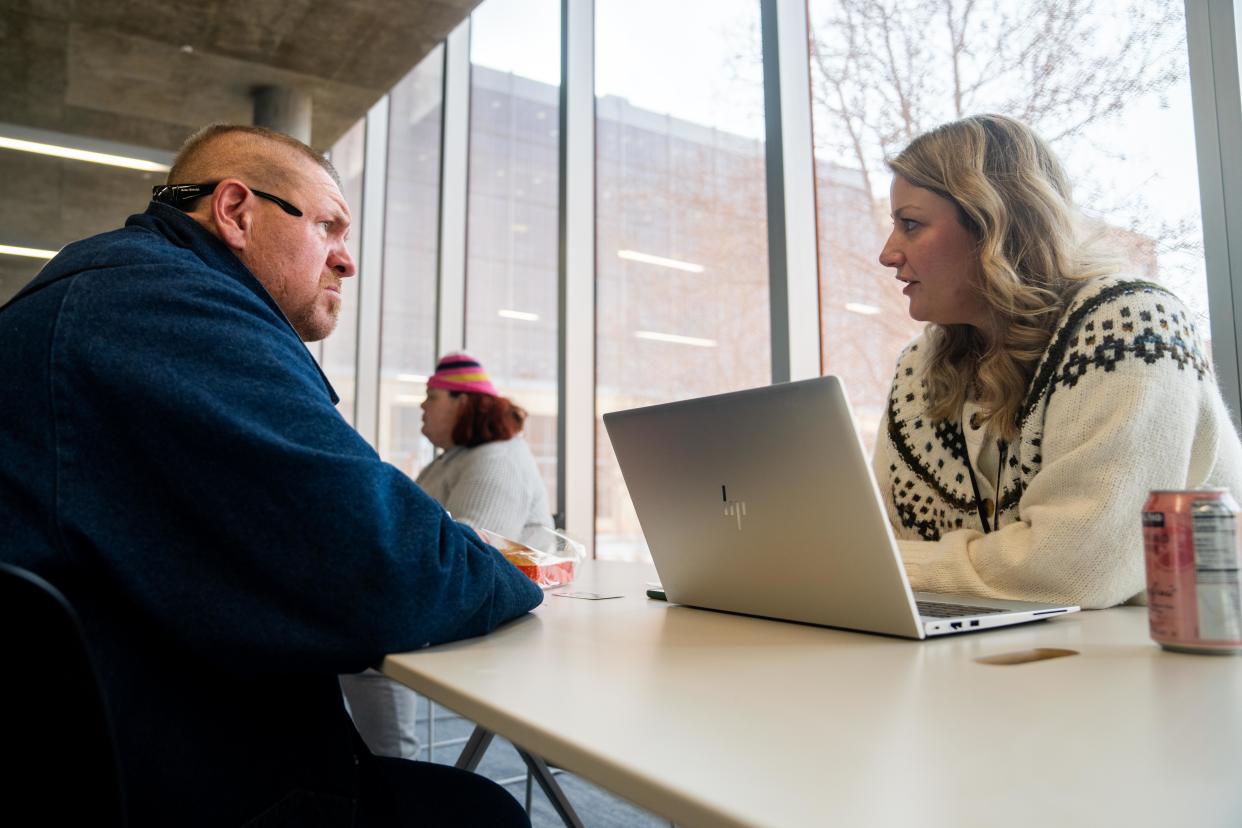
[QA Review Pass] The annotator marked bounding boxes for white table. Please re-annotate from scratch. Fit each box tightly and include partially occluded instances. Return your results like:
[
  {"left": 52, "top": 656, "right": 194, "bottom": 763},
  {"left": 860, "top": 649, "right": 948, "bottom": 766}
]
[{"left": 382, "top": 561, "right": 1242, "bottom": 827}]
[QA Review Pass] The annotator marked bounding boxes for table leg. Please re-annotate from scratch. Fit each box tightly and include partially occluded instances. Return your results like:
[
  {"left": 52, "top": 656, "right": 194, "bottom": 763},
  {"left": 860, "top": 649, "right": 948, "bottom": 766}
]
[
  {"left": 453, "top": 725, "right": 586, "bottom": 828},
  {"left": 515, "top": 747, "right": 586, "bottom": 828},
  {"left": 453, "top": 725, "right": 495, "bottom": 771}
]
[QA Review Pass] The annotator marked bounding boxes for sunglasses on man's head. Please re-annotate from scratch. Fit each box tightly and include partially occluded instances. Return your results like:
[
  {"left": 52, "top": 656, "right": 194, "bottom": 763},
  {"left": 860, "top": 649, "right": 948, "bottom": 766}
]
[{"left": 151, "top": 183, "right": 303, "bottom": 217}]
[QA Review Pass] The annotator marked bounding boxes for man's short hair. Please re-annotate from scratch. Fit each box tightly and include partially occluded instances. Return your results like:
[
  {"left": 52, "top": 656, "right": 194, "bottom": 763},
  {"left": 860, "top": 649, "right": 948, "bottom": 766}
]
[{"left": 167, "top": 124, "right": 342, "bottom": 192}]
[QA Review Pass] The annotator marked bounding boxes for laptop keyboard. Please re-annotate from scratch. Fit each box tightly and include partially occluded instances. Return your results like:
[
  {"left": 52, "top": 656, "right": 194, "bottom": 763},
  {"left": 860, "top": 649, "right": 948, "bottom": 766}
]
[{"left": 916, "top": 601, "right": 1008, "bottom": 618}]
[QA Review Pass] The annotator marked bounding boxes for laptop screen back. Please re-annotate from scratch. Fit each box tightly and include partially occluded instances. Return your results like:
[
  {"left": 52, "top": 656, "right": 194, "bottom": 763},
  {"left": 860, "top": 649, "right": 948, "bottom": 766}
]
[{"left": 603, "top": 376, "right": 925, "bottom": 638}]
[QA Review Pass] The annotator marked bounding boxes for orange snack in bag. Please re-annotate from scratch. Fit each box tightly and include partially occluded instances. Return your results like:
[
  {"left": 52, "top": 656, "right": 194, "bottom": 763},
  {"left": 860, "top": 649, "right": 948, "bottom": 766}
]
[
  {"left": 479, "top": 528, "right": 580, "bottom": 589},
  {"left": 499, "top": 544, "right": 575, "bottom": 589}
]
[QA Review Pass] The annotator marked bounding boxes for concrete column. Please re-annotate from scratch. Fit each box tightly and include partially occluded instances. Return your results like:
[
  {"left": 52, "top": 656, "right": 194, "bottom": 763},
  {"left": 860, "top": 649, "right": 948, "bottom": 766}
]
[{"left": 252, "top": 86, "right": 313, "bottom": 143}]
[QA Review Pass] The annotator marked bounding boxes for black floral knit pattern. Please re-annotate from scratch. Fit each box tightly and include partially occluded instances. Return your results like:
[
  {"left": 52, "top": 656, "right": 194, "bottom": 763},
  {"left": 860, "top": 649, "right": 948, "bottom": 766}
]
[{"left": 884, "top": 280, "right": 1209, "bottom": 542}]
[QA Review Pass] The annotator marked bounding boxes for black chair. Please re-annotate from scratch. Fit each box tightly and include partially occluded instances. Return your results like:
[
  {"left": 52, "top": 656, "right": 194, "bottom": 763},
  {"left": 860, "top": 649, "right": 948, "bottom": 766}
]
[{"left": 0, "top": 562, "right": 126, "bottom": 825}]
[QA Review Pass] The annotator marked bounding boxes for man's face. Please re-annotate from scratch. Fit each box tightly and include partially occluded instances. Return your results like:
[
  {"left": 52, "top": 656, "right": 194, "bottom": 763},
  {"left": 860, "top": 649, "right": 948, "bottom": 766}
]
[{"left": 240, "top": 160, "right": 356, "bottom": 342}]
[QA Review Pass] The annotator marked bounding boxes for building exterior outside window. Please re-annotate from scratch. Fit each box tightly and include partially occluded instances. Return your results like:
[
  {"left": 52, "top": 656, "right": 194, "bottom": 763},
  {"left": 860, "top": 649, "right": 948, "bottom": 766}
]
[
  {"left": 377, "top": 48, "right": 445, "bottom": 478},
  {"left": 466, "top": 0, "right": 564, "bottom": 511},
  {"left": 593, "top": 0, "right": 770, "bottom": 560}
]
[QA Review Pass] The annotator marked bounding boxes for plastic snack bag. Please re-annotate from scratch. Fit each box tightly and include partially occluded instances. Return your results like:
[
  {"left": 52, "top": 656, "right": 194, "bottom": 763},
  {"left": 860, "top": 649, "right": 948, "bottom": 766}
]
[{"left": 477, "top": 525, "right": 586, "bottom": 589}]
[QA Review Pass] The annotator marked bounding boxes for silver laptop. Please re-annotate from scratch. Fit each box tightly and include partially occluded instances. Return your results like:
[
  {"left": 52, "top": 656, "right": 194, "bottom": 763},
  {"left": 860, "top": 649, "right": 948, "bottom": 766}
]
[{"left": 602, "top": 375, "right": 1079, "bottom": 639}]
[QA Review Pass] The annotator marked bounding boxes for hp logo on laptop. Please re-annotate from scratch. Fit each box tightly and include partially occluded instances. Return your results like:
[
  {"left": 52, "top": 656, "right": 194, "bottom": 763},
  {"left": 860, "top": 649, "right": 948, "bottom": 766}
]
[{"left": 722, "top": 484, "right": 747, "bottom": 530}]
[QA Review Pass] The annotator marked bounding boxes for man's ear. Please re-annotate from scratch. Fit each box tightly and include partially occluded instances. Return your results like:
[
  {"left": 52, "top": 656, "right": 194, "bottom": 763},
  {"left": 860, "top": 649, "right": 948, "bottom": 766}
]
[{"left": 209, "top": 180, "right": 254, "bottom": 252}]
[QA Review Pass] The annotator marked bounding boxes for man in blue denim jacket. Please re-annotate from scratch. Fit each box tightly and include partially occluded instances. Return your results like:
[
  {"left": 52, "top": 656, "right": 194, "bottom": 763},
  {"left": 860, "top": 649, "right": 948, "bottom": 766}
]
[{"left": 0, "top": 125, "right": 543, "bottom": 826}]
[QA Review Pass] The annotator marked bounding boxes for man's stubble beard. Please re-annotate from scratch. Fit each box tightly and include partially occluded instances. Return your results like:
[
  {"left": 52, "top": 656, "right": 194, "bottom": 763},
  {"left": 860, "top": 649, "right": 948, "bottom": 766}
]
[{"left": 293, "top": 298, "right": 340, "bottom": 343}]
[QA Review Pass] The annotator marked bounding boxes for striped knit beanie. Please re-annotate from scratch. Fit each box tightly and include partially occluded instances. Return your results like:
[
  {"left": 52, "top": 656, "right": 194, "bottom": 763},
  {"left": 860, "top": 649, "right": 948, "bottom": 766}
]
[{"left": 427, "top": 352, "right": 498, "bottom": 396}]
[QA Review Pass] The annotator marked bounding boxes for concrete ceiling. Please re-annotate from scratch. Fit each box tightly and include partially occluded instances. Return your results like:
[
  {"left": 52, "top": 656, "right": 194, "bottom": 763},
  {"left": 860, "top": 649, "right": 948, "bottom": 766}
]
[
  {"left": 0, "top": 0, "right": 483, "bottom": 300},
  {"left": 2, "top": 0, "right": 482, "bottom": 150}
]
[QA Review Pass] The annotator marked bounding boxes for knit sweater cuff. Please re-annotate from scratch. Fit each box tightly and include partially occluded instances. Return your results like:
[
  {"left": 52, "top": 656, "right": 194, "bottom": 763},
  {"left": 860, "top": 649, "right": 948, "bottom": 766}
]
[{"left": 897, "top": 535, "right": 988, "bottom": 596}]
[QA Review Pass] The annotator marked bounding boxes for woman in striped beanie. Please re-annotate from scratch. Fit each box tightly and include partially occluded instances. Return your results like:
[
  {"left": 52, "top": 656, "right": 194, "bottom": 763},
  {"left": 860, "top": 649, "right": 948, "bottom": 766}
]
[
  {"left": 419, "top": 352, "right": 514, "bottom": 447},
  {"left": 415, "top": 351, "right": 551, "bottom": 537},
  {"left": 342, "top": 351, "right": 553, "bottom": 760}
]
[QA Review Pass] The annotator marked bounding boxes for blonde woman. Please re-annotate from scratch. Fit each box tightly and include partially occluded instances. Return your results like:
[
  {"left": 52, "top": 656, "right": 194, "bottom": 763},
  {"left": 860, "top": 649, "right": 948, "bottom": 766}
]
[{"left": 874, "top": 114, "right": 1242, "bottom": 609}]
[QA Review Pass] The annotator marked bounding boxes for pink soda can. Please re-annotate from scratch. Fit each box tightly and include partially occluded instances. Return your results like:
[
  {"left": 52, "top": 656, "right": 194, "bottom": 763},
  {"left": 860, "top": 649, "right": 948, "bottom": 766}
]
[{"left": 1142, "top": 488, "right": 1242, "bottom": 654}]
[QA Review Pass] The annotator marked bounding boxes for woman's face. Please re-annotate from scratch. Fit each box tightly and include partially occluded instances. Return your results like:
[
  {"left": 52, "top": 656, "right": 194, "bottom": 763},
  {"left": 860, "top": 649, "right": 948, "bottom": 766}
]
[
  {"left": 421, "top": 388, "right": 465, "bottom": 450},
  {"left": 879, "top": 176, "right": 990, "bottom": 332}
]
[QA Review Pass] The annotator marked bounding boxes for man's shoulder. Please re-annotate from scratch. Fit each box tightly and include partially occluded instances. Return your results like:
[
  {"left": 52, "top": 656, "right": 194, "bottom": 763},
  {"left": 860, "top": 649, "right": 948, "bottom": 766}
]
[
  {"left": 7, "top": 217, "right": 296, "bottom": 370},
  {"left": 26, "top": 220, "right": 228, "bottom": 300}
]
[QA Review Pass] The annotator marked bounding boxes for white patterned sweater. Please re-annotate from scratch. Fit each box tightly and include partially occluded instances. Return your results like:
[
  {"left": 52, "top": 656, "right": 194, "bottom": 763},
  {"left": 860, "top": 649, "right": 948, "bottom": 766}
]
[{"left": 872, "top": 277, "right": 1242, "bottom": 609}]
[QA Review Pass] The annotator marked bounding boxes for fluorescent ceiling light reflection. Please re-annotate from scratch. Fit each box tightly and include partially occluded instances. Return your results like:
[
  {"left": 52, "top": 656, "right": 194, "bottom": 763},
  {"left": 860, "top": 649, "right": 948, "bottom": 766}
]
[
  {"left": 0, "top": 136, "right": 171, "bottom": 172},
  {"left": 844, "top": 302, "right": 881, "bottom": 316},
  {"left": 396, "top": 373, "right": 428, "bottom": 383},
  {"left": 498, "top": 309, "right": 539, "bottom": 321},
  {"left": 634, "top": 330, "right": 717, "bottom": 348},
  {"left": 0, "top": 243, "right": 57, "bottom": 259},
  {"left": 617, "top": 249, "right": 705, "bottom": 273}
]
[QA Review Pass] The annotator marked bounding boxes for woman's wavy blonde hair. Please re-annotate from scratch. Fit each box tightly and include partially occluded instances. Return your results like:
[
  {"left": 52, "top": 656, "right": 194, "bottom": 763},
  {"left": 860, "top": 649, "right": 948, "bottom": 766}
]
[{"left": 888, "top": 114, "right": 1119, "bottom": 442}]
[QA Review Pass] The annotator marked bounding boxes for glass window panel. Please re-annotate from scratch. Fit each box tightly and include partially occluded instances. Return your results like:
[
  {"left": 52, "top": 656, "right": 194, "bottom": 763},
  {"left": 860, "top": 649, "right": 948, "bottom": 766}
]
[
  {"left": 378, "top": 46, "right": 445, "bottom": 478},
  {"left": 595, "top": 0, "right": 770, "bottom": 561},
  {"left": 320, "top": 117, "right": 366, "bottom": 425},
  {"left": 807, "top": 0, "right": 1207, "bottom": 450},
  {"left": 465, "top": 0, "right": 563, "bottom": 514}
]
